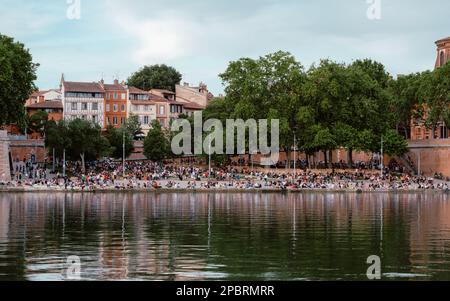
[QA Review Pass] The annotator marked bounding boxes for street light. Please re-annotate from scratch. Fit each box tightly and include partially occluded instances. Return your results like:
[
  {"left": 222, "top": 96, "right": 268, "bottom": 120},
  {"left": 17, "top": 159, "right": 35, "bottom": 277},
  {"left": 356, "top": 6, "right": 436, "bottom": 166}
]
[
  {"left": 380, "top": 136, "right": 384, "bottom": 177},
  {"left": 293, "top": 132, "right": 297, "bottom": 176},
  {"left": 208, "top": 135, "right": 212, "bottom": 179},
  {"left": 122, "top": 129, "right": 126, "bottom": 178}
]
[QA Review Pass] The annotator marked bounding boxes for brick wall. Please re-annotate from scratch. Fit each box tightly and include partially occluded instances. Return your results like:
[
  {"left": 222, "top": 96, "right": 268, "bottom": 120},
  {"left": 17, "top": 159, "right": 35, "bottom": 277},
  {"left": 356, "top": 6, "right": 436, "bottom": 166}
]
[{"left": 408, "top": 140, "right": 450, "bottom": 176}]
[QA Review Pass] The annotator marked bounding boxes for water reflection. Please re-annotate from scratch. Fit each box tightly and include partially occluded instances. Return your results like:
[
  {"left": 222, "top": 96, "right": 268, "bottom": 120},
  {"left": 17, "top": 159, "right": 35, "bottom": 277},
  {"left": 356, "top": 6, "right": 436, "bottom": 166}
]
[{"left": 0, "top": 192, "right": 449, "bottom": 281}]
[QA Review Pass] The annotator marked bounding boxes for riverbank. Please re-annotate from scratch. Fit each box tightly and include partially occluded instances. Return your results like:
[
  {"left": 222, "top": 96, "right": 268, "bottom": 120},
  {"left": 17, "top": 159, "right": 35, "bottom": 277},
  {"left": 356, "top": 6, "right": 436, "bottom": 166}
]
[{"left": 0, "top": 186, "right": 448, "bottom": 194}]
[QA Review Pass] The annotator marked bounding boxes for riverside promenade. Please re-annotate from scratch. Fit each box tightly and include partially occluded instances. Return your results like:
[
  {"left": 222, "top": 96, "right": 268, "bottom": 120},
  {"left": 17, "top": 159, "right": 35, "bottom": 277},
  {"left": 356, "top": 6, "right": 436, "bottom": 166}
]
[{"left": 1, "top": 178, "right": 449, "bottom": 193}]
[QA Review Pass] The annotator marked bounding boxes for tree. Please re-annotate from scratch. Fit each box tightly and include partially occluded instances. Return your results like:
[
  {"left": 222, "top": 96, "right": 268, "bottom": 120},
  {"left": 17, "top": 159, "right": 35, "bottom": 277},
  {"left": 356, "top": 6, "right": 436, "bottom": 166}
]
[
  {"left": 127, "top": 64, "right": 182, "bottom": 92},
  {"left": 0, "top": 34, "right": 39, "bottom": 127},
  {"left": 66, "top": 119, "right": 110, "bottom": 173},
  {"left": 126, "top": 114, "right": 142, "bottom": 138},
  {"left": 27, "top": 110, "right": 49, "bottom": 138},
  {"left": 105, "top": 125, "right": 133, "bottom": 159},
  {"left": 46, "top": 120, "right": 72, "bottom": 159},
  {"left": 382, "top": 129, "right": 408, "bottom": 157},
  {"left": 220, "top": 51, "right": 306, "bottom": 168},
  {"left": 388, "top": 72, "right": 425, "bottom": 138},
  {"left": 420, "top": 62, "right": 450, "bottom": 134},
  {"left": 144, "top": 120, "right": 170, "bottom": 163}
]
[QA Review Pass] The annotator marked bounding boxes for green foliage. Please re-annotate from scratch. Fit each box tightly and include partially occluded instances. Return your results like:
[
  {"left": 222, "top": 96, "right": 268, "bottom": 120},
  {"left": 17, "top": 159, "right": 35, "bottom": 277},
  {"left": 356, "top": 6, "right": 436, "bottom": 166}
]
[
  {"left": 127, "top": 64, "right": 182, "bottom": 92},
  {"left": 27, "top": 110, "right": 49, "bottom": 137},
  {"left": 144, "top": 120, "right": 170, "bottom": 162},
  {"left": 105, "top": 126, "right": 133, "bottom": 159},
  {"left": 126, "top": 114, "right": 142, "bottom": 137},
  {"left": 213, "top": 52, "right": 412, "bottom": 163},
  {"left": 46, "top": 120, "right": 71, "bottom": 158},
  {"left": 0, "top": 34, "right": 39, "bottom": 126},
  {"left": 420, "top": 62, "right": 450, "bottom": 131},
  {"left": 383, "top": 129, "right": 409, "bottom": 157}
]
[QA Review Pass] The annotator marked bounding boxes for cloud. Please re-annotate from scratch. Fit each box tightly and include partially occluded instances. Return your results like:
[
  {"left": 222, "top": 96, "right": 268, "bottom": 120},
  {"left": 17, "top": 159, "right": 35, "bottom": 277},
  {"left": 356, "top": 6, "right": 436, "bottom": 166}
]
[
  {"left": 103, "top": 2, "right": 198, "bottom": 63},
  {"left": 0, "top": 0, "right": 63, "bottom": 38}
]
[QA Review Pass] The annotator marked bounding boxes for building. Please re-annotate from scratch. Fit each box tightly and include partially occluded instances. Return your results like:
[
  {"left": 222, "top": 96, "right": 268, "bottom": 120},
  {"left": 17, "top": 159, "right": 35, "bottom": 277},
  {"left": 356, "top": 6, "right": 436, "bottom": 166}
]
[
  {"left": 151, "top": 93, "right": 170, "bottom": 128},
  {"left": 406, "top": 37, "right": 450, "bottom": 177},
  {"left": 25, "top": 91, "right": 45, "bottom": 106},
  {"left": 435, "top": 37, "right": 450, "bottom": 68},
  {"left": 25, "top": 90, "right": 62, "bottom": 106},
  {"left": 101, "top": 80, "right": 127, "bottom": 128},
  {"left": 128, "top": 87, "right": 156, "bottom": 135},
  {"left": 60, "top": 75, "right": 105, "bottom": 127},
  {"left": 177, "top": 96, "right": 206, "bottom": 117},
  {"left": 175, "top": 82, "right": 214, "bottom": 108},
  {"left": 26, "top": 101, "right": 63, "bottom": 123}
]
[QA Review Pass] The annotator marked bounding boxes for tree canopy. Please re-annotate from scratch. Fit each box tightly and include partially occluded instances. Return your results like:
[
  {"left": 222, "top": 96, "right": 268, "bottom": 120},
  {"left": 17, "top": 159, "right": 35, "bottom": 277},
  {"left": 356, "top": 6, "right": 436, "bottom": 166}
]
[
  {"left": 127, "top": 64, "right": 182, "bottom": 92},
  {"left": 144, "top": 120, "right": 171, "bottom": 163},
  {"left": 0, "top": 34, "right": 39, "bottom": 127}
]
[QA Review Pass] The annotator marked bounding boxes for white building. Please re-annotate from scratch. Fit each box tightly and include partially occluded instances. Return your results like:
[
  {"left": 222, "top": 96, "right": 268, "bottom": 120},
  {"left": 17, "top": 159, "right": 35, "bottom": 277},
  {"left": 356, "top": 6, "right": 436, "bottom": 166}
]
[{"left": 60, "top": 75, "right": 105, "bottom": 127}]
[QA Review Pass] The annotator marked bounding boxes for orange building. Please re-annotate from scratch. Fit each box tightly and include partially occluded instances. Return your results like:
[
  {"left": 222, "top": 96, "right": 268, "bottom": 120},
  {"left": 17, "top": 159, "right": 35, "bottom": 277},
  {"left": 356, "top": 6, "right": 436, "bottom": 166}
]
[{"left": 101, "top": 80, "right": 127, "bottom": 129}]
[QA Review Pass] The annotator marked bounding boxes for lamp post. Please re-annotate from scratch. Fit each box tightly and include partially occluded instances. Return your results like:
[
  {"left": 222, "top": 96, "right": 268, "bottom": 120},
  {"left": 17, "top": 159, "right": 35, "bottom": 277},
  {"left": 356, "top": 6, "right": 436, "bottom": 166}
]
[
  {"left": 208, "top": 135, "right": 211, "bottom": 179},
  {"left": 122, "top": 129, "right": 126, "bottom": 178},
  {"left": 293, "top": 132, "right": 297, "bottom": 176},
  {"left": 63, "top": 148, "right": 66, "bottom": 177},
  {"left": 380, "top": 136, "right": 384, "bottom": 177}
]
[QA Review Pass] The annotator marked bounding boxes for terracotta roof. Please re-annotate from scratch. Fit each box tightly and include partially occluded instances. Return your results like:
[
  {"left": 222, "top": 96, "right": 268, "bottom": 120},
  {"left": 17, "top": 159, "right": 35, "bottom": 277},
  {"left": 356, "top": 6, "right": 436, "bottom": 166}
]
[
  {"left": 182, "top": 101, "right": 205, "bottom": 110},
  {"left": 103, "top": 83, "right": 126, "bottom": 91},
  {"left": 176, "top": 96, "right": 206, "bottom": 110},
  {"left": 167, "top": 99, "right": 187, "bottom": 105},
  {"left": 151, "top": 88, "right": 175, "bottom": 95},
  {"left": 26, "top": 101, "right": 63, "bottom": 109},
  {"left": 436, "top": 37, "right": 450, "bottom": 44},
  {"left": 149, "top": 93, "right": 168, "bottom": 103},
  {"left": 63, "top": 81, "right": 104, "bottom": 93},
  {"left": 129, "top": 86, "right": 148, "bottom": 94}
]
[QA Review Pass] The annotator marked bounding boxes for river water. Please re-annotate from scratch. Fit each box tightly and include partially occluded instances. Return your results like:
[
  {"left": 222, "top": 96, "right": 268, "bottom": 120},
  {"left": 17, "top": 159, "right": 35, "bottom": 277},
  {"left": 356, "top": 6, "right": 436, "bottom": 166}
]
[{"left": 0, "top": 192, "right": 449, "bottom": 281}]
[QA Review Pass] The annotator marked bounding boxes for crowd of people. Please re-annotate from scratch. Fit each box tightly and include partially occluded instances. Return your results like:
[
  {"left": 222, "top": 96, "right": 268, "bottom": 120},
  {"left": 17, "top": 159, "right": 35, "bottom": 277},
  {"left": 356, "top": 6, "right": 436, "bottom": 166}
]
[{"left": 1, "top": 158, "right": 449, "bottom": 193}]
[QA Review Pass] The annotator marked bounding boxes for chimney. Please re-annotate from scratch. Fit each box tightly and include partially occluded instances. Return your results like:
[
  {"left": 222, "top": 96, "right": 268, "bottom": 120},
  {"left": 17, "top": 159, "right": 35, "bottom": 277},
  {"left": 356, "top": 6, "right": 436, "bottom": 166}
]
[{"left": 114, "top": 79, "right": 119, "bottom": 85}]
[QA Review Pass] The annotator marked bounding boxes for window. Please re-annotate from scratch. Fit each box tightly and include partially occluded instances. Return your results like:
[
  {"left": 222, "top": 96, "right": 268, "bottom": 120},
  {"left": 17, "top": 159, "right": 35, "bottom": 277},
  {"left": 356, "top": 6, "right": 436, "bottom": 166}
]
[
  {"left": 71, "top": 103, "right": 77, "bottom": 111},
  {"left": 144, "top": 116, "right": 149, "bottom": 124},
  {"left": 114, "top": 93, "right": 118, "bottom": 100},
  {"left": 415, "top": 127, "right": 422, "bottom": 140},
  {"left": 92, "top": 102, "right": 98, "bottom": 111},
  {"left": 113, "top": 117, "right": 118, "bottom": 125},
  {"left": 132, "top": 105, "right": 137, "bottom": 112},
  {"left": 441, "top": 51, "right": 445, "bottom": 67},
  {"left": 106, "top": 104, "right": 110, "bottom": 112},
  {"left": 159, "top": 105, "right": 165, "bottom": 115},
  {"left": 144, "top": 105, "right": 149, "bottom": 112},
  {"left": 121, "top": 117, "right": 126, "bottom": 125},
  {"left": 440, "top": 125, "right": 449, "bottom": 139},
  {"left": 121, "top": 93, "right": 126, "bottom": 100},
  {"left": 81, "top": 103, "right": 88, "bottom": 110},
  {"left": 92, "top": 115, "right": 98, "bottom": 124},
  {"left": 113, "top": 104, "right": 118, "bottom": 112},
  {"left": 121, "top": 104, "right": 125, "bottom": 112},
  {"left": 159, "top": 119, "right": 165, "bottom": 127}
]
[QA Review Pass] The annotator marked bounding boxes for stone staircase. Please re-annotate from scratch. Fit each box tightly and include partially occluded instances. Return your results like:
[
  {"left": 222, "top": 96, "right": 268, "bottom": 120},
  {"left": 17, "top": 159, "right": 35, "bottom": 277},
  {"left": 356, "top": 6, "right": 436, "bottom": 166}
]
[
  {"left": 394, "top": 154, "right": 417, "bottom": 175},
  {"left": 0, "top": 131, "right": 11, "bottom": 181}
]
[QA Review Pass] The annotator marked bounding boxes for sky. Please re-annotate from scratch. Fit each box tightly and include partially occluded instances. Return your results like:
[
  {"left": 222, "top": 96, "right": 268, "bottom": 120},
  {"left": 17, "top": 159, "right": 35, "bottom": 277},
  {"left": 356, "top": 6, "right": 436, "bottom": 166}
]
[{"left": 1, "top": 0, "right": 449, "bottom": 95}]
